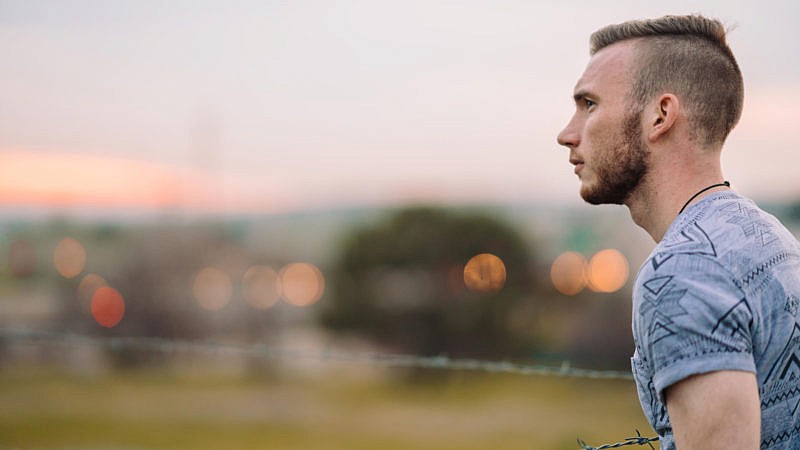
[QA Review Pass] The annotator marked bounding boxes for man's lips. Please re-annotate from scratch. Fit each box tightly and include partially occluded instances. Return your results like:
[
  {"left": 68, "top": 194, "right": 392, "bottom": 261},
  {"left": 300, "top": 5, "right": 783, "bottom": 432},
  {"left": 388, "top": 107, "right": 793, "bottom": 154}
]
[{"left": 570, "top": 158, "right": 584, "bottom": 174}]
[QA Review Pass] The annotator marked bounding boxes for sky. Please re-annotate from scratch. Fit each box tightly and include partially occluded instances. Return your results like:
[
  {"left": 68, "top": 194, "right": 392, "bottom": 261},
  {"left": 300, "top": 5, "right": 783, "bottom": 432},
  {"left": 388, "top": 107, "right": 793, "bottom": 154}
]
[{"left": 1, "top": 0, "right": 798, "bottom": 215}]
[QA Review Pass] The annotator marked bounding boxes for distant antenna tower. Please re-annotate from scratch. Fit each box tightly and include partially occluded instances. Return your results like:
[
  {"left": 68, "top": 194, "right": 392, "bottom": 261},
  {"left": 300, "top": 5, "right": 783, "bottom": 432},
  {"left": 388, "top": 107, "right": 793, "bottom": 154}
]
[{"left": 189, "top": 106, "right": 223, "bottom": 213}]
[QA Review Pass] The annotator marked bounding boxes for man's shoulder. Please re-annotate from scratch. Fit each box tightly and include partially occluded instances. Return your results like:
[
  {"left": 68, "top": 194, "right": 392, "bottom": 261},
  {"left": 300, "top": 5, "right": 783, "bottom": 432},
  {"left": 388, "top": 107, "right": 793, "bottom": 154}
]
[
  {"left": 661, "top": 192, "right": 762, "bottom": 251},
  {"left": 635, "top": 192, "right": 800, "bottom": 306},
  {"left": 649, "top": 192, "right": 798, "bottom": 275}
]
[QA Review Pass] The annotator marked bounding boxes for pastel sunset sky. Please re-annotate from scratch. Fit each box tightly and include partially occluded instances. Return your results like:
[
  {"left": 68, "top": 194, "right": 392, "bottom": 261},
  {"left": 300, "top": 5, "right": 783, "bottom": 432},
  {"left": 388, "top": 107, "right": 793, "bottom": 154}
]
[{"left": 1, "top": 0, "right": 798, "bottom": 214}]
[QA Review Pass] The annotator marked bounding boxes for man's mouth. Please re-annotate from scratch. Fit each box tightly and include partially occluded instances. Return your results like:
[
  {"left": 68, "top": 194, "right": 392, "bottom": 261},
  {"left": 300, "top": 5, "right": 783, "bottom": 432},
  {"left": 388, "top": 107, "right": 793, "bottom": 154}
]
[{"left": 570, "top": 158, "right": 584, "bottom": 174}]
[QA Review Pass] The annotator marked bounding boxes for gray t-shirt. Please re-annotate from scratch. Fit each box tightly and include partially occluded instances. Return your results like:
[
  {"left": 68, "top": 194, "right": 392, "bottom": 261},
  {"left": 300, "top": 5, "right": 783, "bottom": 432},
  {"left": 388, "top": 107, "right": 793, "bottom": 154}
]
[{"left": 632, "top": 191, "right": 800, "bottom": 449}]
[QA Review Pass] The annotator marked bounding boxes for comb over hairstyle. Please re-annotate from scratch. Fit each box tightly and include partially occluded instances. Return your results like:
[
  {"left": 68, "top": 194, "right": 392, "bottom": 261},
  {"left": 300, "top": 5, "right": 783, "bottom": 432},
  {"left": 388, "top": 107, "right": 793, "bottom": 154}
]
[{"left": 590, "top": 15, "right": 743, "bottom": 147}]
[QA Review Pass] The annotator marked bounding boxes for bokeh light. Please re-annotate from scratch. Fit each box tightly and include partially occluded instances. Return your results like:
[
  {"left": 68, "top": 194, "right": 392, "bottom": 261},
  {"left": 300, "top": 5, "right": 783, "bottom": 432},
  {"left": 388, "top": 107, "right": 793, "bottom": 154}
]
[
  {"left": 91, "top": 286, "right": 125, "bottom": 328},
  {"left": 242, "top": 265, "right": 281, "bottom": 309},
  {"left": 586, "top": 249, "right": 629, "bottom": 293},
  {"left": 279, "top": 263, "right": 325, "bottom": 307},
  {"left": 550, "top": 251, "right": 587, "bottom": 296},
  {"left": 77, "top": 273, "right": 108, "bottom": 314},
  {"left": 53, "top": 237, "right": 86, "bottom": 279},
  {"left": 463, "top": 253, "right": 507, "bottom": 294},
  {"left": 193, "top": 267, "right": 233, "bottom": 310},
  {"left": 9, "top": 239, "right": 36, "bottom": 278}
]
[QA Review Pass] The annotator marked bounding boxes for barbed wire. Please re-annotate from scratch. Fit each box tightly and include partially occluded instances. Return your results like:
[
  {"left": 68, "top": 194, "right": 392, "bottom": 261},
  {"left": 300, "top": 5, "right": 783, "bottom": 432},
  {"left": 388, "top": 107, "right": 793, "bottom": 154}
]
[
  {"left": 0, "top": 327, "right": 633, "bottom": 380},
  {"left": 1, "top": 327, "right": 657, "bottom": 449},
  {"left": 577, "top": 430, "right": 658, "bottom": 449}
]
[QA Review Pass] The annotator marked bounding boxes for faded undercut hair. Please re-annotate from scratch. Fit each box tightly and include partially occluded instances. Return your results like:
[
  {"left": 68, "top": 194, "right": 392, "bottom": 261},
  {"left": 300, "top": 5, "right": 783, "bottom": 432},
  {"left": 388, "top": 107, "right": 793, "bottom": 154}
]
[{"left": 590, "top": 15, "right": 744, "bottom": 148}]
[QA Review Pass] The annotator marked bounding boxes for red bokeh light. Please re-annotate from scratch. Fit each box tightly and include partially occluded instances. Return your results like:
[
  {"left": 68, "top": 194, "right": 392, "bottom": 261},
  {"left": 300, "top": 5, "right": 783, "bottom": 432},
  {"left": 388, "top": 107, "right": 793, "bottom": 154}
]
[{"left": 91, "top": 286, "right": 125, "bottom": 328}]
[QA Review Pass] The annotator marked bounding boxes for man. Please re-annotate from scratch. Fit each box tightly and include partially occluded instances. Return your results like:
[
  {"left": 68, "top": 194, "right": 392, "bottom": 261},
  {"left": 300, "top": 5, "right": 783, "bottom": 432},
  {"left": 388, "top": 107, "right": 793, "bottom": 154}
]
[{"left": 557, "top": 15, "right": 800, "bottom": 450}]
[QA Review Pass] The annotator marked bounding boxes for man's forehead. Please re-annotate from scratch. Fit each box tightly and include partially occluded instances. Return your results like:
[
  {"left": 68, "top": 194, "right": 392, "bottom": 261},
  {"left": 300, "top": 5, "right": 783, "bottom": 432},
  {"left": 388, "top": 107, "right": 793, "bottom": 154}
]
[{"left": 573, "top": 40, "right": 636, "bottom": 94}]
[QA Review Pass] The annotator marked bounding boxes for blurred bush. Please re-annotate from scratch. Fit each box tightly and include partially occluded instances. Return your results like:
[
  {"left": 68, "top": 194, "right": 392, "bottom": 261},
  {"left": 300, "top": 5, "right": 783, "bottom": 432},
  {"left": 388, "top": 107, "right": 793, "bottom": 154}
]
[{"left": 319, "top": 206, "right": 540, "bottom": 363}]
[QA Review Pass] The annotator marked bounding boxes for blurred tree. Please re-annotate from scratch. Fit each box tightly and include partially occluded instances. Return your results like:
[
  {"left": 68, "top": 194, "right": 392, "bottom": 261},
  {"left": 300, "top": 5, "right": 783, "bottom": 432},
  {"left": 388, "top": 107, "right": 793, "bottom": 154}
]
[{"left": 320, "top": 206, "right": 539, "bottom": 362}]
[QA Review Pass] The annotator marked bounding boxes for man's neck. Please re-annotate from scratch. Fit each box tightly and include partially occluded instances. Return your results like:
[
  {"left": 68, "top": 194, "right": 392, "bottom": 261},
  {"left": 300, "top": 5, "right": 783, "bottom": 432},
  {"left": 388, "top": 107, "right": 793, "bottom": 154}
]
[
  {"left": 626, "top": 181, "right": 674, "bottom": 243},
  {"left": 626, "top": 162, "right": 726, "bottom": 242}
]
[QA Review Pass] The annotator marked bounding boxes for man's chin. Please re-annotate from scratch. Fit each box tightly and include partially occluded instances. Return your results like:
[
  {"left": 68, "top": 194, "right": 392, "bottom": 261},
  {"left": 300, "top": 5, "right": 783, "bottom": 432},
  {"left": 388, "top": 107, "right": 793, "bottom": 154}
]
[
  {"left": 580, "top": 186, "right": 625, "bottom": 206},
  {"left": 582, "top": 194, "right": 606, "bottom": 206},
  {"left": 579, "top": 186, "right": 602, "bottom": 205}
]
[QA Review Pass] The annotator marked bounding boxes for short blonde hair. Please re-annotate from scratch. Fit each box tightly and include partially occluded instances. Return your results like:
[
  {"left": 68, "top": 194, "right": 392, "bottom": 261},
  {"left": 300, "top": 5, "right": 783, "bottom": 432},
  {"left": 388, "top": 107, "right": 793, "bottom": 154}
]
[{"left": 591, "top": 15, "right": 744, "bottom": 147}]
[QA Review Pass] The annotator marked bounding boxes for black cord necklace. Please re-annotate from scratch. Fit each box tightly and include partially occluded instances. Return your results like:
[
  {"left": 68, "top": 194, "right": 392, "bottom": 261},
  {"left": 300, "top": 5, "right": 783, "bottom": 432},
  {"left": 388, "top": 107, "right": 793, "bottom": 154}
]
[{"left": 678, "top": 181, "right": 730, "bottom": 214}]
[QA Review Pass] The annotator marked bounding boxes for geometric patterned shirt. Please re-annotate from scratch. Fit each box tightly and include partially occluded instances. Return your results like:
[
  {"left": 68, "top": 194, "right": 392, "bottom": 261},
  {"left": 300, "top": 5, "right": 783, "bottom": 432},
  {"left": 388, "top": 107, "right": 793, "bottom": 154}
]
[{"left": 632, "top": 191, "right": 800, "bottom": 450}]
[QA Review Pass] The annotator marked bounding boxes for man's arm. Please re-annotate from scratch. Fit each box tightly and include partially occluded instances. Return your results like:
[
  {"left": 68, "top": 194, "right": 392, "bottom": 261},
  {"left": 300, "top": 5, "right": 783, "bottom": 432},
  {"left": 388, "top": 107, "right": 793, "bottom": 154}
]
[{"left": 665, "top": 370, "right": 760, "bottom": 449}]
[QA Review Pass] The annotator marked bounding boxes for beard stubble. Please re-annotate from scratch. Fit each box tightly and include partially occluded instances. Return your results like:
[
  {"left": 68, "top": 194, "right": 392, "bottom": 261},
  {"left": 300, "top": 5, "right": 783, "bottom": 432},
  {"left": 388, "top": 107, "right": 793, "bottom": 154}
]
[{"left": 581, "top": 111, "right": 650, "bottom": 205}]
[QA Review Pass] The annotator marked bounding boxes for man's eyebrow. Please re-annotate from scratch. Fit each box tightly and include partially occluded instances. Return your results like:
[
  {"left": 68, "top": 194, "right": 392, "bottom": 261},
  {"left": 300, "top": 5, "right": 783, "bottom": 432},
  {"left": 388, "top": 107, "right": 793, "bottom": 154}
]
[{"left": 573, "top": 90, "right": 591, "bottom": 102}]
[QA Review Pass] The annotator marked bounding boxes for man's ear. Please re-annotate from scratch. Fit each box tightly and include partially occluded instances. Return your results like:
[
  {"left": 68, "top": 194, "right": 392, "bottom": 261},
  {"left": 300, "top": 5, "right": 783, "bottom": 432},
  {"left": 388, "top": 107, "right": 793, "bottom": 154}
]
[{"left": 647, "top": 94, "right": 679, "bottom": 142}]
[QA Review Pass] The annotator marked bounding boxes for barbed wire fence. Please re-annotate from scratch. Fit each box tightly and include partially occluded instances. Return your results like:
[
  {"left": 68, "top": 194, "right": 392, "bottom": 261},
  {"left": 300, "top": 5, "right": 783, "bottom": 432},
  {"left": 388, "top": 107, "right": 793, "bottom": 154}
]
[{"left": 0, "top": 327, "right": 658, "bottom": 449}]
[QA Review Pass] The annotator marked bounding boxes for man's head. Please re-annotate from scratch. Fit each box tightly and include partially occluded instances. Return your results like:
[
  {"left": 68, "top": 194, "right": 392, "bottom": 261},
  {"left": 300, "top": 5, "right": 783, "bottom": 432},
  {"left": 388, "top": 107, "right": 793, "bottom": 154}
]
[
  {"left": 557, "top": 15, "right": 743, "bottom": 205},
  {"left": 591, "top": 15, "right": 743, "bottom": 148}
]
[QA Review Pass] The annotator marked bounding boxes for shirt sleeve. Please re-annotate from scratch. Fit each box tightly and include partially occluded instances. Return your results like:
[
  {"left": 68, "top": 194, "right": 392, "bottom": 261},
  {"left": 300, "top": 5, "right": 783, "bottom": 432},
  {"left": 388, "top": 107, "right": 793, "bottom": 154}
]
[{"left": 635, "top": 252, "right": 756, "bottom": 399}]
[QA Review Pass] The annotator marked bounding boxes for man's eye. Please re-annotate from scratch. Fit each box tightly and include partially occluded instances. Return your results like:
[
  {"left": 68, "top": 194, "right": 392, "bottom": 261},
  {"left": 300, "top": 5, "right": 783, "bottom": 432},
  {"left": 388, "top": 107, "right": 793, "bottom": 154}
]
[{"left": 585, "top": 99, "right": 596, "bottom": 108}]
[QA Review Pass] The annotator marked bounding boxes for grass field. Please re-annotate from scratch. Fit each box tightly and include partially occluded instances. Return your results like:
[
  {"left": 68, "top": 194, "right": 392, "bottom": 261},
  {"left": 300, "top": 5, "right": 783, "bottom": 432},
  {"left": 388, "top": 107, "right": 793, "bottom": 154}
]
[{"left": 0, "top": 363, "right": 657, "bottom": 450}]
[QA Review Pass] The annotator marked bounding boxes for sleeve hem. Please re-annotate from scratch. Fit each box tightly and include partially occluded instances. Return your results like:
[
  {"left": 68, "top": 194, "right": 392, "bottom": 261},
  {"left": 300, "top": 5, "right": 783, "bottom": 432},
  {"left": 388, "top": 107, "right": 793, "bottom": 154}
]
[{"left": 653, "top": 352, "right": 755, "bottom": 400}]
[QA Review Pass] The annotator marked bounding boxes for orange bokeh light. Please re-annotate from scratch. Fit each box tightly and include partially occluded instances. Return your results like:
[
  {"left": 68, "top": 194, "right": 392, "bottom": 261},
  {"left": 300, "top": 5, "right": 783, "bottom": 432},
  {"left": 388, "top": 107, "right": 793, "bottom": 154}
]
[
  {"left": 54, "top": 237, "right": 86, "bottom": 279},
  {"left": 242, "top": 265, "right": 281, "bottom": 309},
  {"left": 78, "top": 273, "right": 107, "bottom": 314},
  {"left": 192, "top": 267, "right": 233, "bottom": 310},
  {"left": 586, "top": 249, "right": 629, "bottom": 293},
  {"left": 91, "top": 286, "right": 125, "bottom": 328},
  {"left": 463, "top": 253, "right": 507, "bottom": 294},
  {"left": 280, "top": 263, "right": 325, "bottom": 307},
  {"left": 550, "top": 251, "right": 587, "bottom": 296}
]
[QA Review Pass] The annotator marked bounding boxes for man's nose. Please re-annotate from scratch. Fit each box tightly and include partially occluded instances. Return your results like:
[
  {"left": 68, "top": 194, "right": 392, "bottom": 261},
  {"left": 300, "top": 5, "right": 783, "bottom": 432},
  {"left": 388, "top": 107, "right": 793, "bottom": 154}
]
[{"left": 557, "top": 117, "right": 579, "bottom": 148}]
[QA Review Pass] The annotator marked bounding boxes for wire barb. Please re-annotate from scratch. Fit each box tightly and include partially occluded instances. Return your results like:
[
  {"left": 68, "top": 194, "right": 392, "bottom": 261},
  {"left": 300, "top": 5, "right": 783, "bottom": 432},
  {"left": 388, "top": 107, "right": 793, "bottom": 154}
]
[{"left": 577, "top": 430, "right": 658, "bottom": 450}]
